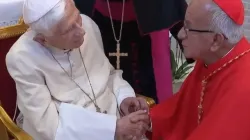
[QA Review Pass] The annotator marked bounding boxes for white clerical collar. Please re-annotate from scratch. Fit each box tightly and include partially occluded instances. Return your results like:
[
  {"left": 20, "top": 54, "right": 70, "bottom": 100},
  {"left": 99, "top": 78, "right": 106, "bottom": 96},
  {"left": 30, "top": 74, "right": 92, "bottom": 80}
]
[{"left": 45, "top": 44, "right": 72, "bottom": 55}]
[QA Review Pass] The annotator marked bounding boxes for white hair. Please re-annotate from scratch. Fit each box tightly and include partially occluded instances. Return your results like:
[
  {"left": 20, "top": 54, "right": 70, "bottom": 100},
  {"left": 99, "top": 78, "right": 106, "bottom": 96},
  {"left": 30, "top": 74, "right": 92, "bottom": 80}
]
[
  {"left": 29, "top": 0, "right": 66, "bottom": 36},
  {"left": 206, "top": 2, "right": 244, "bottom": 44}
]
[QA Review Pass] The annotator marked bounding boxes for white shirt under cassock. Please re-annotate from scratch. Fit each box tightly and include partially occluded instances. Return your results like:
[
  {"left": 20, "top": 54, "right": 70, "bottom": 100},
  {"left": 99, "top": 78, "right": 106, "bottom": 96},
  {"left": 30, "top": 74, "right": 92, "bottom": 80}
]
[{"left": 6, "top": 14, "right": 135, "bottom": 140}]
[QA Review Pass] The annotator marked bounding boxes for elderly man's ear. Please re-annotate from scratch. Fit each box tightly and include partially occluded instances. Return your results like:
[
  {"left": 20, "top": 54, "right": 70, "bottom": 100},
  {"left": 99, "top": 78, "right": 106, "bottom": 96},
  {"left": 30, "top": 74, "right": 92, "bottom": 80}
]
[
  {"left": 33, "top": 34, "right": 46, "bottom": 46},
  {"left": 210, "top": 34, "right": 225, "bottom": 52}
]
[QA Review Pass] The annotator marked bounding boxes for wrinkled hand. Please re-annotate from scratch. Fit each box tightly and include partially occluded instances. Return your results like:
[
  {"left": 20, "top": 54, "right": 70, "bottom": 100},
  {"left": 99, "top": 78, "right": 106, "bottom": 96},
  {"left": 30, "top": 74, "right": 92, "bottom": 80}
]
[
  {"left": 120, "top": 97, "right": 149, "bottom": 116},
  {"left": 115, "top": 110, "right": 150, "bottom": 140}
]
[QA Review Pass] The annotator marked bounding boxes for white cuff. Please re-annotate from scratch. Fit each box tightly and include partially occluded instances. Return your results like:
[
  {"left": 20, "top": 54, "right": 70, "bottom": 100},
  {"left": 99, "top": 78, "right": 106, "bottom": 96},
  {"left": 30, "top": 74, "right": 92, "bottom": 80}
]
[{"left": 117, "top": 86, "right": 136, "bottom": 107}]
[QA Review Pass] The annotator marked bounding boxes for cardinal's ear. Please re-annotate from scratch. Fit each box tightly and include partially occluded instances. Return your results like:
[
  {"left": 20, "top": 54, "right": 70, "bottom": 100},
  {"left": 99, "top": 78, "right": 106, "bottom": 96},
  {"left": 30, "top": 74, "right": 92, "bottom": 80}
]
[{"left": 210, "top": 33, "right": 225, "bottom": 52}]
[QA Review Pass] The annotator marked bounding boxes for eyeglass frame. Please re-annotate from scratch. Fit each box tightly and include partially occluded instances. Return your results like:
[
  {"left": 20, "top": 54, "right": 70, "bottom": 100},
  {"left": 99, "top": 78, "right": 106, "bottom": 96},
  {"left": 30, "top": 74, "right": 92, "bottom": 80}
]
[
  {"left": 183, "top": 25, "right": 213, "bottom": 37},
  {"left": 182, "top": 22, "right": 228, "bottom": 39}
]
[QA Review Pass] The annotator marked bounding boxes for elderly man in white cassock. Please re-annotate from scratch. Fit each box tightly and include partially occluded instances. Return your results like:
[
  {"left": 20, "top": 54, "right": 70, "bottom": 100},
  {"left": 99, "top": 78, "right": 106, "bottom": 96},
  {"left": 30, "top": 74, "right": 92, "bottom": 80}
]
[{"left": 5, "top": 0, "right": 150, "bottom": 139}]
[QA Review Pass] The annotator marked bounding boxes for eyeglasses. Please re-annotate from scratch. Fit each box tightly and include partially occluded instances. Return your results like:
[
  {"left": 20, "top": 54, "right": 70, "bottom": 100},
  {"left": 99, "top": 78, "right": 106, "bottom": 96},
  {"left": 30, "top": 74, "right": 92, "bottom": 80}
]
[
  {"left": 183, "top": 25, "right": 214, "bottom": 37},
  {"left": 182, "top": 20, "right": 228, "bottom": 40},
  {"left": 183, "top": 26, "right": 228, "bottom": 40}
]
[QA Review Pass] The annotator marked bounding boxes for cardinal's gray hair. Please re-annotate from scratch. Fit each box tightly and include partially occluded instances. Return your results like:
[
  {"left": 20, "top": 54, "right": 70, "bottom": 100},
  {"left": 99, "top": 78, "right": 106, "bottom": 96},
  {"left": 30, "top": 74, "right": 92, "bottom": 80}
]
[
  {"left": 28, "top": 0, "right": 66, "bottom": 36},
  {"left": 205, "top": 2, "right": 244, "bottom": 44}
]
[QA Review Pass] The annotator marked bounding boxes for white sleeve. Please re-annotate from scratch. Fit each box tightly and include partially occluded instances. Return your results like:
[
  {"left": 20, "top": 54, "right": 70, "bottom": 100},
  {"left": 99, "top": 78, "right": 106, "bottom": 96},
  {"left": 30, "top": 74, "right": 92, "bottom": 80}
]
[
  {"left": 6, "top": 52, "right": 59, "bottom": 140},
  {"left": 55, "top": 103, "right": 117, "bottom": 140},
  {"left": 108, "top": 65, "right": 136, "bottom": 107}
]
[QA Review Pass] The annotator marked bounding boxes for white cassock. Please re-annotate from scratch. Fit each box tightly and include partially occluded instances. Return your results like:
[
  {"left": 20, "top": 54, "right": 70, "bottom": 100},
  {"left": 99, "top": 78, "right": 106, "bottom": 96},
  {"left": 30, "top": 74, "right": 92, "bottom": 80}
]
[{"left": 6, "top": 14, "right": 135, "bottom": 140}]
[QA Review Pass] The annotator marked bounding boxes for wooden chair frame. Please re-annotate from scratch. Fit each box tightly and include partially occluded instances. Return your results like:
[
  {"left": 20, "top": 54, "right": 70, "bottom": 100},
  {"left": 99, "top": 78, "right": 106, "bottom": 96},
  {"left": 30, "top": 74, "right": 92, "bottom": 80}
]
[
  {"left": 0, "top": 18, "right": 28, "bottom": 40},
  {"left": 0, "top": 102, "right": 33, "bottom": 140}
]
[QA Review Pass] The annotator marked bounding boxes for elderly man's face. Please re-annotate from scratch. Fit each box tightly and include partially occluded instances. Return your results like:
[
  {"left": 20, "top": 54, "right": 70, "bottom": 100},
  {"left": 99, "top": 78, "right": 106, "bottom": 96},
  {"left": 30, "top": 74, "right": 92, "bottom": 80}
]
[
  {"left": 47, "top": 0, "right": 85, "bottom": 49},
  {"left": 178, "top": 0, "right": 218, "bottom": 60}
]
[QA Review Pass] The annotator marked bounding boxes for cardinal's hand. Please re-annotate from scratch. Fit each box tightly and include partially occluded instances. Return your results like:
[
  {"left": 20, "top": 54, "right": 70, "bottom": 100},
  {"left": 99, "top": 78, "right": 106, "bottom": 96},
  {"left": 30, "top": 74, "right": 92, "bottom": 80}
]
[{"left": 115, "top": 110, "right": 150, "bottom": 140}]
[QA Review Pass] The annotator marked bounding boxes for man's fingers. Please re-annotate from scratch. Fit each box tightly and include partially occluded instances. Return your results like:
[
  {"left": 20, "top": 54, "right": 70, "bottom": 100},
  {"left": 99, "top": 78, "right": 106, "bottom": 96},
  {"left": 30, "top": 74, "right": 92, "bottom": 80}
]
[
  {"left": 137, "top": 121, "right": 149, "bottom": 132},
  {"left": 131, "top": 98, "right": 140, "bottom": 110},
  {"left": 141, "top": 121, "right": 150, "bottom": 132},
  {"left": 132, "top": 136, "right": 137, "bottom": 140},
  {"left": 124, "top": 135, "right": 133, "bottom": 140},
  {"left": 130, "top": 115, "right": 148, "bottom": 123},
  {"left": 130, "top": 111, "right": 149, "bottom": 123},
  {"left": 123, "top": 121, "right": 148, "bottom": 139},
  {"left": 126, "top": 123, "right": 141, "bottom": 137},
  {"left": 138, "top": 97, "right": 149, "bottom": 111},
  {"left": 134, "top": 122, "right": 147, "bottom": 139},
  {"left": 128, "top": 105, "right": 136, "bottom": 113},
  {"left": 133, "top": 110, "right": 148, "bottom": 115},
  {"left": 121, "top": 106, "right": 130, "bottom": 116}
]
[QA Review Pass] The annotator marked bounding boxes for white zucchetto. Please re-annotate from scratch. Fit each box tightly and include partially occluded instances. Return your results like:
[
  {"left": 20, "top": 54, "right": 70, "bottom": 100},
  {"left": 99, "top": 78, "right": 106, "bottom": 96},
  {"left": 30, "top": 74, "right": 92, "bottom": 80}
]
[{"left": 23, "top": 0, "right": 61, "bottom": 24}]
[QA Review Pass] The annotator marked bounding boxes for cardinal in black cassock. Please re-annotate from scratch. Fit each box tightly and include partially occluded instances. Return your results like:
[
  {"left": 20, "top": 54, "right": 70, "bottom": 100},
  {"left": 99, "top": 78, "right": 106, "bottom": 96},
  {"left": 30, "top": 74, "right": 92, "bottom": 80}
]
[{"left": 74, "top": 0, "right": 194, "bottom": 103}]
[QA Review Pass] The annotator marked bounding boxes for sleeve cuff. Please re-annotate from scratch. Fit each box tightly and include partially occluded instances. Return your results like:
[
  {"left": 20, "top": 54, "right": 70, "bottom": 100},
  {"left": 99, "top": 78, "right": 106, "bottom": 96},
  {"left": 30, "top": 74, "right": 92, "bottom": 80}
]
[{"left": 116, "top": 86, "right": 136, "bottom": 107}]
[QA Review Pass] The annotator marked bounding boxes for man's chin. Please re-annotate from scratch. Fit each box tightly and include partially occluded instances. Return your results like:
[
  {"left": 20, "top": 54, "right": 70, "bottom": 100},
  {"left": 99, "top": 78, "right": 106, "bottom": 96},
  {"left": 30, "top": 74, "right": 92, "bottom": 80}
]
[
  {"left": 77, "top": 39, "right": 84, "bottom": 46},
  {"left": 72, "top": 45, "right": 81, "bottom": 49},
  {"left": 183, "top": 52, "right": 190, "bottom": 58},
  {"left": 64, "top": 45, "right": 81, "bottom": 50},
  {"left": 183, "top": 52, "right": 196, "bottom": 63},
  {"left": 72, "top": 41, "right": 84, "bottom": 49},
  {"left": 183, "top": 53, "right": 193, "bottom": 59}
]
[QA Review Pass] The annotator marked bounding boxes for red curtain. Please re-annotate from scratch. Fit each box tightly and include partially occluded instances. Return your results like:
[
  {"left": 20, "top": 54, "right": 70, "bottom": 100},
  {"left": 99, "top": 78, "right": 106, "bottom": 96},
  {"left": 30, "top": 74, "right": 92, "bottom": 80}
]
[{"left": 0, "top": 36, "right": 21, "bottom": 119}]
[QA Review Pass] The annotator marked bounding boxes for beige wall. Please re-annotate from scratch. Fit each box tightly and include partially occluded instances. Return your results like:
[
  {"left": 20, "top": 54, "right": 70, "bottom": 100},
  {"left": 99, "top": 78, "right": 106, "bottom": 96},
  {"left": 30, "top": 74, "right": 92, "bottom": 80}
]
[{"left": 243, "top": 0, "right": 250, "bottom": 40}]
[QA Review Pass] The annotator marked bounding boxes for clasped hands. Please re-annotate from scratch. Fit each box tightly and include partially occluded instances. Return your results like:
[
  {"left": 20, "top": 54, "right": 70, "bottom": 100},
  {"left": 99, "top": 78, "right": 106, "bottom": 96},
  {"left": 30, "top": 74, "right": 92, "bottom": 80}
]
[{"left": 115, "top": 97, "right": 150, "bottom": 140}]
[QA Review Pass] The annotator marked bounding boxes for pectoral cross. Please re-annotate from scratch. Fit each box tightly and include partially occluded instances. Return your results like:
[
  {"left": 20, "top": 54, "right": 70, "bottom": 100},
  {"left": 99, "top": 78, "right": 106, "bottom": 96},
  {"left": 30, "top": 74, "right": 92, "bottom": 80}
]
[{"left": 109, "top": 43, "right": 128, "bottom": 69}]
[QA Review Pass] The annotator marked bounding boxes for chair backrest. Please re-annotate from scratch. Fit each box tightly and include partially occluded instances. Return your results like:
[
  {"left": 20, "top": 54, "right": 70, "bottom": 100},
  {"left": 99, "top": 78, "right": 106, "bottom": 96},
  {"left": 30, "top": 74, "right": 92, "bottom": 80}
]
[{"left": 0, "top": 18, "right": 28, "bottom": 118}]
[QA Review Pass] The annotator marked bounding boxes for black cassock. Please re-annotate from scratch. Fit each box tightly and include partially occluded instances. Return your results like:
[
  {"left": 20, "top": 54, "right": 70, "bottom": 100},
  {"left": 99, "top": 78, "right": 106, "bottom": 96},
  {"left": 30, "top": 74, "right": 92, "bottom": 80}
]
[{"left": 74, "top": 0, "right": 194, "bottom": 103}]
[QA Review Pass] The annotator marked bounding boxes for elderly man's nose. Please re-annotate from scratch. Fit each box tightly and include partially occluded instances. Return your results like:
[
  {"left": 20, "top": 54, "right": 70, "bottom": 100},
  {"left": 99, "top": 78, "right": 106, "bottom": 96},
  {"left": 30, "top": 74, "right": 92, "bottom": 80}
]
[{"left": 178, "top": 27, "right": 186, "bottom": 40}]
